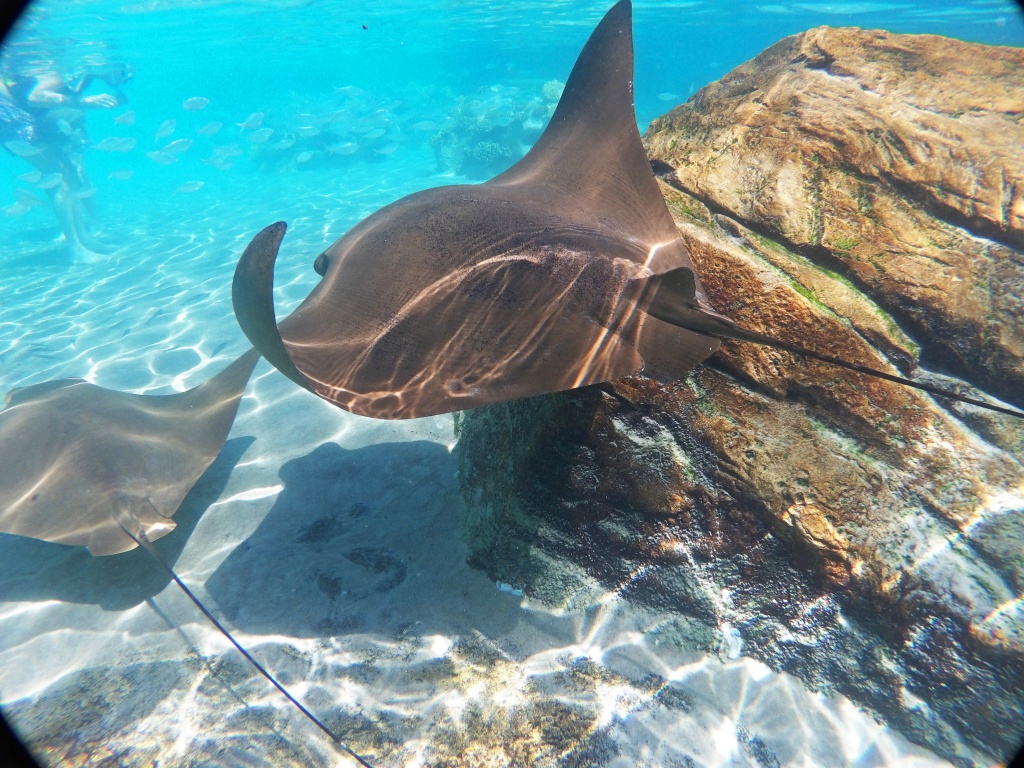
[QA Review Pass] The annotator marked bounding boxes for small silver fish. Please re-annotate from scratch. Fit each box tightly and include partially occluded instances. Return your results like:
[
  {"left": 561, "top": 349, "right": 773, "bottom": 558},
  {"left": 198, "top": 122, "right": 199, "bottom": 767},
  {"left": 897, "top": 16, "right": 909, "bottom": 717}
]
[
  {"left": 374, "top": 142, "right": 399, "bottom": 155},
  {"left": 248, "top": 127, "right": 274, "bottom": 144},
  {"left": 16, "top": 170, "right": 42, "bottom": 183},
  {"left": 4, "top": 139, "right": 42, "bottom": 157},
  {"left": 176, "top": 181, "right": 204, "bottom": 193},
  {"left": 73, "top": 186, "right": 96, "bottom": 199},
  {"left": 364, "top": 128, "right": 386, "bottom": 140},
  {"left": 108, "top": 169, "right": 134, "bottom": 180},
  {"left": 155, "top": 119, "right": 176, "bottom": 140},
  {"left": 56, "top": 119, "right": 75, "bottom": 136},
  {"left": 14, "top": 188, "right": 44, "bottom": 207},
  {"left": 321, "top": 109, "right": 348, "bottom": 124},
  {"left": 237, "top": 111, "right": 264, "bottom": 131},
  {"left": 327, "top": 141, "right": 358, "bottom": 155},
  {"left": 201, "top": 156, "right": 233, "bottom": 170},
  {"left": 657, "top": 92, "right": 680, "bottom": 102},
  {"left": 146, "top": 150, "right": 177, "bottom": 165},
  {"left": 410, "top": 120, "right": 438, "bottom": 131},
  {"left": 35, "top": 172, "right": 64, "bottom": 190},
  {"left": 269, "top": 137, "right": 296, "bottom": 150},
  {"left": 114, "top": 110, "right": 136, "bottom": 126},
  {"left": 163, "top": 138, "right": 193, "bottom": 155},
  {"left": 296, "top": 151, "right": 313, "bottom": 163},
  {"left": 183, "top": 97, "right": 210, "bottom": 111},
  {"left": 197, "top": 121, "right": 223, "bottom": 136},
  {"left": 4, "top": 201, "right": 30, "bottom": 216},
  {"left": 50, "top": 107, "right": 84, "bottom": 123},
  {"left": 294, "top": 125, "right": 320, "bottom": 137},
  {"left": 93, "top": 137, "right": 137, "bottom": 152}
]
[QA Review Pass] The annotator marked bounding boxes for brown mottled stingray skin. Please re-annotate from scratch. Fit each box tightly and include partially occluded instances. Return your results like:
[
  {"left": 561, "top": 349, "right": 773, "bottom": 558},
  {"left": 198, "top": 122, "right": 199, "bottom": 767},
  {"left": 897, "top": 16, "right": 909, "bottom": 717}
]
[
  {"left": 0, "top": 349, "right": 259, "bottom": 555},
  {"left": 233, "top": 0, "right": 723, "bottom": 419}
]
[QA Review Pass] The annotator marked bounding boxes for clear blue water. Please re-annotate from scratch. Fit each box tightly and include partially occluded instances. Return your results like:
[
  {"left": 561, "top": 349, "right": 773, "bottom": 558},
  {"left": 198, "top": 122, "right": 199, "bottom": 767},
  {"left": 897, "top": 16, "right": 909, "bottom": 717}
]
[
  {"left": 0, "top": 1, "right": 1022, "bottom": 767},
  {"left": 1, "top": 0, "right": 1022, "bottom": 267}
]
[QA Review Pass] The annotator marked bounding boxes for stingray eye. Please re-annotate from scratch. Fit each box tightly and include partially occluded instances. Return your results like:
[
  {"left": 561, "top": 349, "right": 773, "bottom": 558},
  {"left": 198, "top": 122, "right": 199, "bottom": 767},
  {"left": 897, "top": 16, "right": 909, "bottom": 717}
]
[{"left": 313, "top": 252, "right": 329, "bottom": 276}]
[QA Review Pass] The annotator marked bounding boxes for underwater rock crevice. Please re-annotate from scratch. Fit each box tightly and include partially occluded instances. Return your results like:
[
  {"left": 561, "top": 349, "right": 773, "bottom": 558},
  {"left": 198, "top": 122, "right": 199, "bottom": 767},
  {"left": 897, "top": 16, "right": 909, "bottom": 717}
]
[
  {"left": 874, "top": 165, "right": 1024, "bottom": 254},
  {"left": 655, "top": 166, "right": 920, "bottom": 365},
  {"left": 647, "top": 25, "right": 1024, "bottom": 412}
]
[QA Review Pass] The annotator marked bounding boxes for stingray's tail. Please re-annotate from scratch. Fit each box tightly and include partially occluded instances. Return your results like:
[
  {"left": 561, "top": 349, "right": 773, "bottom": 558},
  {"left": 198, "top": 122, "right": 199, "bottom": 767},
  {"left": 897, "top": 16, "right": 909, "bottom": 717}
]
[
  {"left": 123, "top": 525, "right": 376, "bottom": 768},
  {"left": 643, "top": 270, "right": 1024, "bottom": 420},
  {"left": 711, "top": 321, "right": 1024, "bottom": 419}
]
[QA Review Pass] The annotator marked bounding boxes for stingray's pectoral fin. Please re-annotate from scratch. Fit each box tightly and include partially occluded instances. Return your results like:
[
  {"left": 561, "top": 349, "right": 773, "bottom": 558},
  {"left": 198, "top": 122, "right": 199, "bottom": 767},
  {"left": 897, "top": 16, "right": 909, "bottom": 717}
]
[
  {"left": 231, "top": 222, "right": 312, "bottom": 392},
  {"left": 641, "top": 268, "right": 1024, "bottom": 420}
]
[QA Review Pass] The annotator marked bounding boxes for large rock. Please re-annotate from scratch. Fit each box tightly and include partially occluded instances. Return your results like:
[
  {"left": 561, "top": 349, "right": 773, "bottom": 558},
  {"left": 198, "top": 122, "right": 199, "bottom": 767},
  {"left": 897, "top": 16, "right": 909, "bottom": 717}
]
[
  {"left": 455, "top": 27, "right": 1024, "bottom": 768},
  {"left": 645, "top": 25, "right": 1024, "bottom": 408}
]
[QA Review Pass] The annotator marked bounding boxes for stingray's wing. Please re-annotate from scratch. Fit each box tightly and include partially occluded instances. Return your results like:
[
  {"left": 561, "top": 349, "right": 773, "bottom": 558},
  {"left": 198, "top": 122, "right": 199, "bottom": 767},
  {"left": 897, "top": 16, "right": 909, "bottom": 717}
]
[
  {"left": 233, "top": 221, "right": 646, "bottom": 418},
  {"left": 0, "top": 349, "right": 259, "bottom": 555},
  {"left": 487, "top": 0, "right": 719, "bottom": 380}
]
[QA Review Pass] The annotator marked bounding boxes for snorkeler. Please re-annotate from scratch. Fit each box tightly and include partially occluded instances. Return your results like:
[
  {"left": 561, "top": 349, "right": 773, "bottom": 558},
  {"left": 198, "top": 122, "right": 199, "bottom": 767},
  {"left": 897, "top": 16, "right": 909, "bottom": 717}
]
[{"left": 2, "top": 61, "right": 133, "bottom": 262}]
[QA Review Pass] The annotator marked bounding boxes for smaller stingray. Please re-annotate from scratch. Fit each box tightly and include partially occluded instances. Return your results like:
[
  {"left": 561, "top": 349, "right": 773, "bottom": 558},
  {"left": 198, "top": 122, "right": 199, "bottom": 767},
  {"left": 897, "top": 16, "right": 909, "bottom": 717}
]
[
  {"left": 0, "top": 349, "right": 260, "bottom": 555},
  {"left": 0, "top": 349, "right": 375, "bottom": 766}
]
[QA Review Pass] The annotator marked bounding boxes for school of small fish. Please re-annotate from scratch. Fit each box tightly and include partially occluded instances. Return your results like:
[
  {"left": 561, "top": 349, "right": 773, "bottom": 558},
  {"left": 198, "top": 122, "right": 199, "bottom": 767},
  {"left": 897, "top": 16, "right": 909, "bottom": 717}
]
[{"left": 6, "top": 78, "right": 568, "bottom": 213}]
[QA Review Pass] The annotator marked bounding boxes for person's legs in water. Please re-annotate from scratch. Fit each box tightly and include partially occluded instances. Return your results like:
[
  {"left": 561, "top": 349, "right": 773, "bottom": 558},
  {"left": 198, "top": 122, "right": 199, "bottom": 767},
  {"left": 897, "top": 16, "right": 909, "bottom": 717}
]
[
  {"left": 2, "top": 85, "right": 105, "bottom": 262},
  {"left": 44, "top": 179, "right": 96, "bottom": 263},
  {"left": 60, "top": 144, "right": 109, "bottom": 253},
  {"left": 35, "top": 110, "right": 110, "bottom": 257},
  {"left": 25, "top": 150, "right": 106, "bottom": 263}
]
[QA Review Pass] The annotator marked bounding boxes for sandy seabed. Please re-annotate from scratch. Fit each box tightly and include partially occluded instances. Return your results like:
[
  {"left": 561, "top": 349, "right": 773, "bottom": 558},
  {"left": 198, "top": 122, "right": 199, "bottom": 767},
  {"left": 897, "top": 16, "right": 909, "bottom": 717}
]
[{"left": 0, "top": 163, "right": 950, "bottom": 767}]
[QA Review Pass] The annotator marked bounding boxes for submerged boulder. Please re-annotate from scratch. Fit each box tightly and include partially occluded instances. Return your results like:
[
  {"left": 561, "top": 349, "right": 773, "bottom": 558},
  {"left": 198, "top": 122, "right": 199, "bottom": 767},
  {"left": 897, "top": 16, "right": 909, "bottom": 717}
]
[{"left": 455, "top": 27, "right": 1024, "bottom": 767}]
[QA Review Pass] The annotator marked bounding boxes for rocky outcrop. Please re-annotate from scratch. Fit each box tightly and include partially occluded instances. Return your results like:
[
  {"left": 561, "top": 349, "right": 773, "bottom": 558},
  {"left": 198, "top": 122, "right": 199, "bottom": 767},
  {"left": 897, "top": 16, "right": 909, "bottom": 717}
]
[
  {"left": 646, "top": 25, "right": 1024, "bottom": 409},
  {"left": 455, "top": 28, "right": 1024, "bottom": 768}
]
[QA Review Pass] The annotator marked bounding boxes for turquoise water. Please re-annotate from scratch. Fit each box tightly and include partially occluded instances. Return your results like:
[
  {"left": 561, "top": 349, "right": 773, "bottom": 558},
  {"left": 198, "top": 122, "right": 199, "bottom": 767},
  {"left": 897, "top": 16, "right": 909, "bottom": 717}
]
[{"left": 0, "top": 1, "right": 1022, "bottom": 767}]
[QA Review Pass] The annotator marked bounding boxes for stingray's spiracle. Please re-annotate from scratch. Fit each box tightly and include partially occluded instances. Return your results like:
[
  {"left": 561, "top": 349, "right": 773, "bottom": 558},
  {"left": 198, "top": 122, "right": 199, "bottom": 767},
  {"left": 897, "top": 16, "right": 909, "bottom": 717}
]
[{"left": 123, "top": 524, "right": 376, "bottom": 768}]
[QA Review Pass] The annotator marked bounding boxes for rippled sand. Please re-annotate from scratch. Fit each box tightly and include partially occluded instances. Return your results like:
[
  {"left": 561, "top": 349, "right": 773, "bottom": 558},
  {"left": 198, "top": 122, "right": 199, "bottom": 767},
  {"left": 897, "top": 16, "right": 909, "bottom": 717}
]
[{"left": 0, "top": 160, "right": 950, "bottom": 766}]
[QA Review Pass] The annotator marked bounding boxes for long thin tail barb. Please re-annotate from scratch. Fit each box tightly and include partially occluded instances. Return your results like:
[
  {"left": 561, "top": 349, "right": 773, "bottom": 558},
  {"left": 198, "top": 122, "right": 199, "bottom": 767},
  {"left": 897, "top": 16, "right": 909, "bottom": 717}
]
[
  {"left": 643, "top": 271, "right": 1023, "bottom": 420},
  {"left": 124, "top": 525, "right": 376, "bottom": 768},
  {"left": 717, "top": 321, "right": 1024, "bottom": 420}
]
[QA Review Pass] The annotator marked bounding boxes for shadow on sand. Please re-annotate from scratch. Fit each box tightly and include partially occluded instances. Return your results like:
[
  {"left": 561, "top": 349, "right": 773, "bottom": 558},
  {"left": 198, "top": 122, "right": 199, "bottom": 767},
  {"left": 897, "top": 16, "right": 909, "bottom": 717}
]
[{"left": 206, "top": 439, "right": 514, "bottom": 640}]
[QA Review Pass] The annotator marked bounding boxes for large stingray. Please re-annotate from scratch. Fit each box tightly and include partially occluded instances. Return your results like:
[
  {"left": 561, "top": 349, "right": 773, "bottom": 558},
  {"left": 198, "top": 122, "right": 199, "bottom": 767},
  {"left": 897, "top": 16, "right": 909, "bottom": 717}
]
[
  {"left": 0, "top": 349, "right": 260, "bottom": 555},
  {"left": 232, "top": 1, "right": 1023, "bottom": 422}
]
